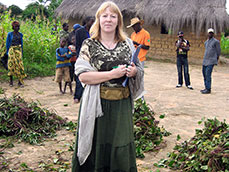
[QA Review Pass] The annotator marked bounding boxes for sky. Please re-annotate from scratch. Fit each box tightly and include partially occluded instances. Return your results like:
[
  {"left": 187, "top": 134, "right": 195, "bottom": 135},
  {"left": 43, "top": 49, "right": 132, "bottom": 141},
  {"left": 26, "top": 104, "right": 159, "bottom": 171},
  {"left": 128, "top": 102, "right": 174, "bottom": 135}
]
[
  {"left": 0, "top": 0, "right": 49, "bottom": 9},
  {"left": 0, "top": 0, "right": 229, "bottom": 14}
]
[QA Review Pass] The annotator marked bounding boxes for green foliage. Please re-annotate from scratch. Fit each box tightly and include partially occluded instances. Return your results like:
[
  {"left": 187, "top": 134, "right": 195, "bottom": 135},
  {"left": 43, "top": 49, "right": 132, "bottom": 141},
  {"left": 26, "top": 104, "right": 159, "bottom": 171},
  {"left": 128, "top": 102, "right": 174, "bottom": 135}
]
[
  {"left": 0, "top": 94, "right": 77, "bottom": 171},
  {"left": 0, "top": 87, "right": 4, "bottom": 94},
  {"left": 0, "top": 12, "right": 59, "bottom": 80},
  {"left": 22, "top": 2, "right": 49, "bottom": 20},
  {"left": 154, "top": 118, "right": 229, "bottom": 172},
  {"left": 43, "top": 0, "right": 63, "bottom": 19},
  {"left": 21, "top": 19, "right": 59, "bottom": 77},
  {"left": 38, "top": 149, "right": 70, "bottom": 171},
  {"left": 0, "top": 94, "right": 66, "bottom": 144},
  {"left": 7, "top": 5, "right": 23, "bottom": 17},
  {"left": 134, "top": 99, "right": 171, "bottom": 158},
  {"left": 0, "top": 153, "right": 8, "bottom": 171},
  {"left": 221, "top": 34, "right": 229, "bottom": 58}
]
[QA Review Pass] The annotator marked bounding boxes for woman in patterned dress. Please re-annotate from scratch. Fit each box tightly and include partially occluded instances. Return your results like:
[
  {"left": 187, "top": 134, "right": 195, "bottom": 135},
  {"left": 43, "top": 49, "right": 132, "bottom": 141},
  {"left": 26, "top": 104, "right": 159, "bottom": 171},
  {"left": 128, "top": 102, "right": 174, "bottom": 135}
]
[
  {"left": 6, "top": 21, "right": 26, "bottom": 87},
  {"left": 72, "top": 1, "right": 144, "bottom": 171}
]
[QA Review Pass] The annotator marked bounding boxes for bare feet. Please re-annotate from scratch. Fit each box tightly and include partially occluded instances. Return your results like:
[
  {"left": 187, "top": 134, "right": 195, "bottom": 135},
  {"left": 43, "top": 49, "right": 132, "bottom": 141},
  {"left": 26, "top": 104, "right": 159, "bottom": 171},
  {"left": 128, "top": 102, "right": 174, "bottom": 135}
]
[{"left": 18, "top": 82, "right": 24, "bottom": 88}]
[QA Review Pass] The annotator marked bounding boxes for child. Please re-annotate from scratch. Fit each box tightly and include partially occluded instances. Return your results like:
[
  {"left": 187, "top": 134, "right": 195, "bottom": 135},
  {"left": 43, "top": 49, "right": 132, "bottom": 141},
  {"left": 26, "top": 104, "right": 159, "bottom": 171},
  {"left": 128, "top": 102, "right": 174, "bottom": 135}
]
[
  {"left": 55, "top": 38, "right": 73, "bottom": 94},
  {"left": 68, "top": 36, "right": 77, "bottom": 82}
]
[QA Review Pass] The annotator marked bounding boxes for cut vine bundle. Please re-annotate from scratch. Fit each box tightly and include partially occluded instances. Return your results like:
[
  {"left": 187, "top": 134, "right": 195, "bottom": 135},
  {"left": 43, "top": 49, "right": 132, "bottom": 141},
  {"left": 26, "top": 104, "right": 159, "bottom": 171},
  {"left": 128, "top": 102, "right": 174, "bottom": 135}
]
[
  {"left": 133, "top": 99, "right": 171, "bottom": 158},
  {"left": 155, "top": 118, "right": 229, "bottom": 172},
  {"left": 0, "top": 94, "right": 67, "bottom": 144}
]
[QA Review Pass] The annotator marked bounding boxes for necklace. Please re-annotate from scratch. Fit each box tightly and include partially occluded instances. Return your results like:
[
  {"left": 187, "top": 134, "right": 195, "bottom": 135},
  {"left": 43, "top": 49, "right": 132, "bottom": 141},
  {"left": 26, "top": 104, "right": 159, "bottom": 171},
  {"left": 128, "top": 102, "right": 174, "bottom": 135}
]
[{"left": 100, "top": 40, "right": 117, "bottom": 49}]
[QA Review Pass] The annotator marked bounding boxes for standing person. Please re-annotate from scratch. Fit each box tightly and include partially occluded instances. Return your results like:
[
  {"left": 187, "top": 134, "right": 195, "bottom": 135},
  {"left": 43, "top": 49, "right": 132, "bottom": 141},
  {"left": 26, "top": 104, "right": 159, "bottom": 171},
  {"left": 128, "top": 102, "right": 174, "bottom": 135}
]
[
  {"left": 69, "top": 36, "right": 77, "bottom": 82},
  {"left": 59, "top": 23, "right": 70, "bottom": 46},
  {"left": 55, "top": 38, "right": 73, "bottom": 94},
  {"left": 175, "top": 31, "right": 193, "bottom": 89},
  {"left": 6, "top": 21, "right": 26, "bottom": 87},
  {"left": 127, "top": 17, "right": 150, "bottom": 68},
  {"left": 69, "top": 24, "right": 81, "bottom": 45},
  {"left": 201, "top": 28, "right": 221, "bottom": 94},
  {"left": 73, "top": 16, "right": 95, "bottom": 103},
  {"left": 71, "top": 1, "right": 144, "bottom": 171}
]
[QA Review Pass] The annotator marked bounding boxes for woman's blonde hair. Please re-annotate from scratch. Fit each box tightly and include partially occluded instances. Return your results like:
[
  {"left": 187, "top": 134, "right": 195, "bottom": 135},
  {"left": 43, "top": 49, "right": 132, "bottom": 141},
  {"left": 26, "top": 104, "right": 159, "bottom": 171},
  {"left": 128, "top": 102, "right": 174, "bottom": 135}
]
[{"left": 90, "top": 1, "right": 127, "bottom": 42}]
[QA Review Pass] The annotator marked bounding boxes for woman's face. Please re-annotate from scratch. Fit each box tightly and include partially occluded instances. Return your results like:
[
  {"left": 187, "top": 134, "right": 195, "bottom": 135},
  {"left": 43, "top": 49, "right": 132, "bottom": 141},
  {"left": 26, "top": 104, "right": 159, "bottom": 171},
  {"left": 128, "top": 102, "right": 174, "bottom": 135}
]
[
  {"left": 99, "top": 7, "right": 118, "bottom": 34},
  {"left": 13, "top": 25, "right": 20, "bottom": 32}
]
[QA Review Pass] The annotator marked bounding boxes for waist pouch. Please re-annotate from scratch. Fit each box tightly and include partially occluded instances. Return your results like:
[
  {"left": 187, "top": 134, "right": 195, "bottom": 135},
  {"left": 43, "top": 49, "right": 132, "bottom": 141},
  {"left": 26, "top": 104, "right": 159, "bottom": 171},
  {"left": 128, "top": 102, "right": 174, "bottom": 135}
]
[{"left": 100, "top": 86, "right": 130, "bottom": 100}]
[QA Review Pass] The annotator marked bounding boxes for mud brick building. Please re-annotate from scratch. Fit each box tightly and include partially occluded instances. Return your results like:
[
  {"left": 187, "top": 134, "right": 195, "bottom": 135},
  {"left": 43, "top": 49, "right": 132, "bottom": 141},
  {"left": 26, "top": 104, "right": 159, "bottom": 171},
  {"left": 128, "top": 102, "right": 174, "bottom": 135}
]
[{"left": 56, "top": 0, "right": 229, "bottom": 62}]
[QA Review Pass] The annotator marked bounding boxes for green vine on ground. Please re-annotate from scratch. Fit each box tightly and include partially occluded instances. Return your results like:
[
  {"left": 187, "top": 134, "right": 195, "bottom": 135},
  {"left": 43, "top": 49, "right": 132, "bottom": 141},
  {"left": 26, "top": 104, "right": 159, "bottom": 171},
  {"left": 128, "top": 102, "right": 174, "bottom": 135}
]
[
  {"left": 134, "top": 99, "right": 171, "bottom": 158},
  {"left": 154, "top": 118, "right": 229, "bottom": 172},
  {"left": 0, "top": 94, "right": 77, "bottom": 171},
  {"left": 0, "top": 94, "right": 67, "bottom": 144}
]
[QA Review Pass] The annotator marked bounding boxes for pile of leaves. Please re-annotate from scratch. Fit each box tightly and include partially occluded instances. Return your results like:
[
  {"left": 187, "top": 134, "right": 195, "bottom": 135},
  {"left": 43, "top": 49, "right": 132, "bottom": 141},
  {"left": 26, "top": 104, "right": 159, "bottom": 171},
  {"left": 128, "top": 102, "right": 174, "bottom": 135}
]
[
  {"left": 133, "top": 99, "right": 171, "bottom": 158},
  {"left": 155, "top": 118, "right": 229, "bottom": 172},
  {"left": 0, "top": 87, "right": 4, "bottom": 94},
  {"left": 0, "top": 94, "right": 67, "bottom": 144}
]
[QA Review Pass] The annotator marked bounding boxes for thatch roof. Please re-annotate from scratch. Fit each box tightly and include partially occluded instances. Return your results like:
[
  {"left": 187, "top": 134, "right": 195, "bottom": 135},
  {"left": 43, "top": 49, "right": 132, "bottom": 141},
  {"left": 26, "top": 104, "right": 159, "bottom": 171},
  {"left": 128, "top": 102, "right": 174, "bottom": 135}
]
[{"left": 55, "top": 0, "right": 229, "bottom": 34}]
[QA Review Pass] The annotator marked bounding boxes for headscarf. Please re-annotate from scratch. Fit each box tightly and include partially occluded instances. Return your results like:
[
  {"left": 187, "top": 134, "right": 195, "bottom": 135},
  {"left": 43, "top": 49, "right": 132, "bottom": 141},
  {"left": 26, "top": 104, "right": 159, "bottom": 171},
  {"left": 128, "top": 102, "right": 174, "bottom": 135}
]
[
  {"left": 73, "top": 24, "right": 81, "bottom": 30},
  {"left": 12, "top": 21, "right": 20, "bottom": 28}
]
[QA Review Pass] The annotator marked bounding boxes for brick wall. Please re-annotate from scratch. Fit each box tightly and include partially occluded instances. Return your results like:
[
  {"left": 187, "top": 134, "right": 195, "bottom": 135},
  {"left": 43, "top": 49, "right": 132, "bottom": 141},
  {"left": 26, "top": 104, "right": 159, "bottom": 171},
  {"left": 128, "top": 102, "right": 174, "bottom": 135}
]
[
  {"left": 70, "top": 18, "right": 221, "bottom": 64},
  {"left": 125, "top": 23, "right": 221, "bottom": 64}
]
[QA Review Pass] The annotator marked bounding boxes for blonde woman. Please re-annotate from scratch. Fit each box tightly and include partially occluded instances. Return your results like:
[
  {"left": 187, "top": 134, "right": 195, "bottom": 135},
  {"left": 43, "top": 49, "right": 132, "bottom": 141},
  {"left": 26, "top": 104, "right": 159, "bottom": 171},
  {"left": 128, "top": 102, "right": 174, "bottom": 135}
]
[{"left": 72, "top": 1, "right": 144, "bottom": 171}]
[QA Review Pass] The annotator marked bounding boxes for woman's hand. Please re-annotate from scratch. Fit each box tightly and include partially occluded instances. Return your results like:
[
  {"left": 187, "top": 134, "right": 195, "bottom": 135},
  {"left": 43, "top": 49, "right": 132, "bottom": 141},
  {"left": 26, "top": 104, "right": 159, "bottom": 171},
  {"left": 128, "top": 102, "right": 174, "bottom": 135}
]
[
  {"left": 110, "top": 65, "right": 127, "bottom": 79},
  {"left": 126, "top": 62, "right": 137, "bottom": 77}
]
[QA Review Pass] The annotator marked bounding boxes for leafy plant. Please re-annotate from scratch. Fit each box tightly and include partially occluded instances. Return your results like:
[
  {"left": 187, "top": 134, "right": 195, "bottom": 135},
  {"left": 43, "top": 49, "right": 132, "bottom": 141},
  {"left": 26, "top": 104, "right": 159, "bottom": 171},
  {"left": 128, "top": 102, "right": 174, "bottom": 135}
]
[
  {"left": 134, "top": 99, "right": 171, "bottom": 158},
  {"left": 0, "top": 153, "right": 8, "bottom": 171},
  {"left": 154, "top": 118, "right": 229, "bottom": 172},
  {"left": 0, "top": 94, "right": 67, "bottom": 144},
  {"left": 0, "top": 87, "right": 4, "bottom": 94},
  {"left": 0, "top": 94, "right": 78, "bottom": 171},
  {"left": 221, "top": 34, "right": 229, "bottom": 58},
  {"left": 0, "top": 12, "right": 60, "bottom": 80}
]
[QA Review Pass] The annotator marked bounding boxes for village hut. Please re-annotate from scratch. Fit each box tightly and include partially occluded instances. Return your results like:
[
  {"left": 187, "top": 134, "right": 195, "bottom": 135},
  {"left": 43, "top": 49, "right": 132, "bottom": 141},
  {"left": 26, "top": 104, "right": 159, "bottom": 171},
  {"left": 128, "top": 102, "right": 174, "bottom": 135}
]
[{"left": 55, "top": 0, "right": 229, "bottom": 61}]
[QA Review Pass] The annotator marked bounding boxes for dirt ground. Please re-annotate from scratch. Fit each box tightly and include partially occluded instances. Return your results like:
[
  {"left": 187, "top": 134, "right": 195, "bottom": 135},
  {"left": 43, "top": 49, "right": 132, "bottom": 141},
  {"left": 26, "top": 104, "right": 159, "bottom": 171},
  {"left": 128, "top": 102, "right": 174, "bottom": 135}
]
[{"left": 0, "top": 59, "right": 228, "bottom": 172}]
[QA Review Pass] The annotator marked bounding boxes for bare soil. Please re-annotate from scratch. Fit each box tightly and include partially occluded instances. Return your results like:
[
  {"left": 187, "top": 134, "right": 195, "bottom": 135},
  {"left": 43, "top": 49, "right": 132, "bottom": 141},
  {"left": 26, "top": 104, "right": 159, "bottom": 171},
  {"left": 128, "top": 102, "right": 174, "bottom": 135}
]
[{"left": 0, "top": 60, "right": 228, "bottom": 172}]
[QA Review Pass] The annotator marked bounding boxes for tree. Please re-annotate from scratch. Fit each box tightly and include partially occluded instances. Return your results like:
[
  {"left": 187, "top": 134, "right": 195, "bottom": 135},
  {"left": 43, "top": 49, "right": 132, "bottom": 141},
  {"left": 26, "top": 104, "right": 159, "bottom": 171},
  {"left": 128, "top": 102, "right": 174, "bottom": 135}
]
[
  {"left": 47, "top": 0, "right": 63, "bottom": 17},
  {"left": 8, "top": 5, "right": 23, "bottom": 17},
  {"left": 22, "top": 2, "right": 49, "bottom": 20},
  {"left": 23, "top": 0, "right": 62, "bottom": 20},
  {"left": 0, "top": 2, "right": 7, "bottom": 13},
  {"left": 35, "top": 0, "right": 63, "bottom": 17}
]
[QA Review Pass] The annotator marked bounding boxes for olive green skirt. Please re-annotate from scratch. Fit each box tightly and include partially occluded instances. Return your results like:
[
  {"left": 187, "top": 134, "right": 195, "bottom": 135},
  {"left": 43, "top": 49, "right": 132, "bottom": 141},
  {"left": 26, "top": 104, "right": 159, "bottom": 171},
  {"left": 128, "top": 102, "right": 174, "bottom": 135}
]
[{"left": 72, "top": 96, "right": 137, "bottom": 172}]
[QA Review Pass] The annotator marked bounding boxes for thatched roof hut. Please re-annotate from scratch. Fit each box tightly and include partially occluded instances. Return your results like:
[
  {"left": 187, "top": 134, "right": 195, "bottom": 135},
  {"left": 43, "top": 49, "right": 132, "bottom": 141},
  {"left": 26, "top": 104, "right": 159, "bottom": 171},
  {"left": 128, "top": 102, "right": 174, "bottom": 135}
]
[
  {"left": 56, "top": 0, "right": 229, "bottom": 62},
  {"left": 55, "top": 0, "right": 229, "bottom": 35}
]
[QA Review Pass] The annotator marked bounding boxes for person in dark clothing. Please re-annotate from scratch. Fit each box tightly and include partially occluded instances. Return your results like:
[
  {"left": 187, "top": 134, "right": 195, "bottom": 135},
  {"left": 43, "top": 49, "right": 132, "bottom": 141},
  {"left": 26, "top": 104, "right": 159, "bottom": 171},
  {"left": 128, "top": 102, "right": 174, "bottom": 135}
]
[
  {"left": 73, "top": 16, "right": 95, "bottom": 103},
  {"left": 59, "top": 23, "right": 70, "bottom": 46},
  {"left": 175, "top": 31, "right": 193, "bottom": 90},
  {"left": 69, "top": 24, "right": 82, "bottom": 45},
  {"left": 201, "top": 28, "right": 221, "bottom": 94}
]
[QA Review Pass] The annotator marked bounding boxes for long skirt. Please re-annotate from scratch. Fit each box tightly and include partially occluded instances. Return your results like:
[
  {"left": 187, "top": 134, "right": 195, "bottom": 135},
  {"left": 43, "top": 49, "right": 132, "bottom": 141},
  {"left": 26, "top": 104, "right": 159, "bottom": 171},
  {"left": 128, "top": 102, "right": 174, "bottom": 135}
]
[
  {"left": 72, "top": 96, "right": 137, "bottom": 172},
  {"left": 8, "top": 45, "right": 26, "bottom": 83}
]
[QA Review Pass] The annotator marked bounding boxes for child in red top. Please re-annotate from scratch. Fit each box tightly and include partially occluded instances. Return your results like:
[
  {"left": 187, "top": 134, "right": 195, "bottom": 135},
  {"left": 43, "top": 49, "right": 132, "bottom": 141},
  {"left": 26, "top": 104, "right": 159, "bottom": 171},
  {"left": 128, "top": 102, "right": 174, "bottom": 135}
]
[{"left": 68, "top": 36, "right": 77, "bottom": 82}]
